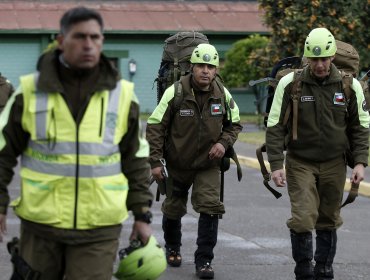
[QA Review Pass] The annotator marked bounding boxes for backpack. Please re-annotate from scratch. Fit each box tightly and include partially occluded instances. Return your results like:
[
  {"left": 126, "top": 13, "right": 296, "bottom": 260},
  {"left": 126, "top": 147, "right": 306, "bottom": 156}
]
[
  {"left": 155, "top": 31, "right": 209, "bottom": 104},
  {"left": 253, "top": 40, "right": 369, "bottom": 204},
  {"left": 256, "top": 40, "right": 369, "bottom": 127},
  {"left": 153, "top": 32, "right": 242, "bottom": 203},
  {"left": 0, "top": 73, "right": 14, "bottom": 113}
]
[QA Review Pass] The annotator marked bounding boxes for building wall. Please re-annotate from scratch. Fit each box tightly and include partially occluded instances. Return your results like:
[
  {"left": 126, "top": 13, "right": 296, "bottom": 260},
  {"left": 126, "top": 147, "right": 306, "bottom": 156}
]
[{"left": 0, "top": 33, "right": 257, "bottom": 113}]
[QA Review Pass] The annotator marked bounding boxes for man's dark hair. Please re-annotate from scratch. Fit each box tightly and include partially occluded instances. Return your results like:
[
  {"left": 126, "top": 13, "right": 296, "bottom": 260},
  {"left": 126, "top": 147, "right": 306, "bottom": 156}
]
[{"left": 60, "top": 6, "right": 104, "bottom": 35}]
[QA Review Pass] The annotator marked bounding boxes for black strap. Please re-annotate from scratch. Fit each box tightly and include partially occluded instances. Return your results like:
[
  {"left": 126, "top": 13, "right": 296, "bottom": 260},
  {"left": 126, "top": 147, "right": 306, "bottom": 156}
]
[
  {"left": 341, "top": 182, "right": 359, "bottom": 208},
  {"left": 256, "top": 144, "right": 282, "bottom": 199}
]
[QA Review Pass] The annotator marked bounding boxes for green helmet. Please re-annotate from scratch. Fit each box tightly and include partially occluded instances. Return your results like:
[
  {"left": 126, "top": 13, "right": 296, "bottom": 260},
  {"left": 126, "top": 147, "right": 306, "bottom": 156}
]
[
  {"left": 190, "top": 43, "right": 219, "bottom": 67},
  {"left": 304, "top": 27, "right": 337, "bottom": 58},
  {"left": 114, "top": 236, "right": 166, "bottom": 280}
]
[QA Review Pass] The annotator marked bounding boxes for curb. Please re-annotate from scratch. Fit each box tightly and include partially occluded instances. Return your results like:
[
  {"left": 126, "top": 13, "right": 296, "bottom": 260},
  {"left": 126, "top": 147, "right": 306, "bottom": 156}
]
[{"left": 237, "top": 155, "right": 370, "bottom": 198}]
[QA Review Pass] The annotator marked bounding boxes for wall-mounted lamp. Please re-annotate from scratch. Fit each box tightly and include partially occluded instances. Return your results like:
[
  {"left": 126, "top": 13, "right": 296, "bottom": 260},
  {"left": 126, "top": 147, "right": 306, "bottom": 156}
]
[{"left": 128, "top": 59, "right": 137, "bottom": 81}]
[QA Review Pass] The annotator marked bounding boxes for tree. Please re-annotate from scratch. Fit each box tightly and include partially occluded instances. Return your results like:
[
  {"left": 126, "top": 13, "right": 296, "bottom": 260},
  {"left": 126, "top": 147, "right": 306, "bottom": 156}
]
[
  {"left": 258, "top": 0, "right": 370, "bottom": 71},
  {"left": 220, "top": 35, "right": 268, "bottom": 88}
]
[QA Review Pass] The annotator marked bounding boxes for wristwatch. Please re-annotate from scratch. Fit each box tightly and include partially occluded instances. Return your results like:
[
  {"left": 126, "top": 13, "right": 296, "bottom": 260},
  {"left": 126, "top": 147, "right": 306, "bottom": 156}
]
[{"left": 134, "top": 211, "right": 153, "bottom": 224}]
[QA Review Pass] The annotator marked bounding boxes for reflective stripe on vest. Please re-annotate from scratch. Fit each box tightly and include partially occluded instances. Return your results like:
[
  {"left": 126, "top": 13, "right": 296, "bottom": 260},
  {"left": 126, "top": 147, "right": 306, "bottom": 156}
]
[
  {"left": 22, "top": 78, "right": 122, "bottom": 178},
  {"left": 12, "top": 72, "right": 133, "bottom": 229}
]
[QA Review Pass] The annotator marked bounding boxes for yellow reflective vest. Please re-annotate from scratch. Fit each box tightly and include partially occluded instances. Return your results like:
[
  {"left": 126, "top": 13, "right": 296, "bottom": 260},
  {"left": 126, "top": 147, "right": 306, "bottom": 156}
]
[{"left": 11, "top": 73, "right": 134, "bottom": 229}]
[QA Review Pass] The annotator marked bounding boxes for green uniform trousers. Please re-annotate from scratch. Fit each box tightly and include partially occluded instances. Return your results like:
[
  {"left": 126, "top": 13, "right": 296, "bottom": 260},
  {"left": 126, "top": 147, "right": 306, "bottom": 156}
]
[
  {"left": 19, "top": 223, "right": 119, "bottom": 280},
  {"left": 285, "top": 154, "right": 346, "bottom": 233},
  {"left": 161, "top": 166, "right": 225, "bottom": 219}
]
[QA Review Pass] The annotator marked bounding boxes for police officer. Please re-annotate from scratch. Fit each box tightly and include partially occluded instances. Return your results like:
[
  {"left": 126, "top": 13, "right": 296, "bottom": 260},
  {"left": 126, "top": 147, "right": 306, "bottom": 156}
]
[
  {"left": 266, "top": 28, "right": 369, "bottom": 279},
  {"left": 0, "top": 7, "right": 153, "bottom": 279},
  {"left": 146, "top": 43, "right": 242, "bottom": 279}
]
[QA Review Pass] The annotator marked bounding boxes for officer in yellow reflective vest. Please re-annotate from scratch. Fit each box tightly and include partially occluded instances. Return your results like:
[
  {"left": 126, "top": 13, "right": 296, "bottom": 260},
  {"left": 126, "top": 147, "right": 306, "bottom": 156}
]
[{"left": 0, "top": 7, "right": 153, "bottom": 280}]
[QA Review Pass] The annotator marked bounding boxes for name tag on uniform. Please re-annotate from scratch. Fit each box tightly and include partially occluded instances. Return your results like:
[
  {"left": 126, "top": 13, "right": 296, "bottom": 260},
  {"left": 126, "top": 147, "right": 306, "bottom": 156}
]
[
  {"left": 333, "top": 92, "right": 346, "bottom": 106},
  {"left": 211, "top": 104, "right": 222, "bottom": 116},
  {"left": 301, "top": 96, "right": 315, "bottom": 102},
  {"left": 180, "top": 109, "right": 194, "bottom": 117}
]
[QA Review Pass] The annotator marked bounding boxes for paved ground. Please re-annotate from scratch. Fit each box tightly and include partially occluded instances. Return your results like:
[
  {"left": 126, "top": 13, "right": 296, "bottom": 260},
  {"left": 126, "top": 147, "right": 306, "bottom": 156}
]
[{"left": 1, "top": 128, "right": 370, "bottom": 279}]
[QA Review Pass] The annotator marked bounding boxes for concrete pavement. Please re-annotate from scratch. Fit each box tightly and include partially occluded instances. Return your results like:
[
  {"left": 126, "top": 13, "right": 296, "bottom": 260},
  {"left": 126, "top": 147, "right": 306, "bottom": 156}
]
[{"left": 1, "top": 137, "right": 370, "bottom": 280}]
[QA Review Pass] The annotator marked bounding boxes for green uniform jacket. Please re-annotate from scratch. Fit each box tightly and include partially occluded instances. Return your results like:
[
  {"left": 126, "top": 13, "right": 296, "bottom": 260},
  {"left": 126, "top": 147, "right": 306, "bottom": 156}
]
[
  {"left": 266, "top": 64, "right": 370, "bottom": 171},
  {"left": 147, "top": 74, "right": 242, "bottom": 170},
  {"left": 0, "top": 50, "right": 152, "bottom": 228}
]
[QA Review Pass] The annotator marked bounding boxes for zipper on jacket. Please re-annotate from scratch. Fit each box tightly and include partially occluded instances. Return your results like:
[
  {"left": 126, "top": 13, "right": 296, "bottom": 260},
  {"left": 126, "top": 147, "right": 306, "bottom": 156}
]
[
  {"left": 99, "top": 97, "right": 104, "bottom": 137},
  {"left": 73, "top": 125, "right": 79, "bottom": 229},
  {"left": 48, "top": 108, "right": 57, "bottom": 150},
  {"left": 73, "top": 80, "right": 83, "bottom": 229}
]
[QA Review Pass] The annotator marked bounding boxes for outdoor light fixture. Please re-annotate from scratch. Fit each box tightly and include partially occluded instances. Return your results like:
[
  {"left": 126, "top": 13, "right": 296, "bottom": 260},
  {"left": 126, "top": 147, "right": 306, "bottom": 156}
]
[{"left": 128, "top": 59, "right": 137, "bottom": 80}]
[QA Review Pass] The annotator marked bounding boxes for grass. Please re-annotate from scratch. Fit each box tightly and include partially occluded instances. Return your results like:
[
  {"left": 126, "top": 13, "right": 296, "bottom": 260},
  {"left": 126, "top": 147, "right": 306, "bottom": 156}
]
[{"left": 238, "top": 131, "right": 265, "bottom": 146}]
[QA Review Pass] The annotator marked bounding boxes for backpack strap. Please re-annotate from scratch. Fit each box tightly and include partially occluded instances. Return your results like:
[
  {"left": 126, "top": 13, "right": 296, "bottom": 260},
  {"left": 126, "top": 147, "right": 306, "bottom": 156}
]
[
  {"left": 340, "top": 71, "right": 354, "bottom": 101},
  {"left": 255, "top": 143, "right": 282, "bottom": 199},
  {"left": 171, "top": 80, "right": 183, "bottom": 117},
  {"left": 283, "top": 69, "right": 303, "bottom": 140}
]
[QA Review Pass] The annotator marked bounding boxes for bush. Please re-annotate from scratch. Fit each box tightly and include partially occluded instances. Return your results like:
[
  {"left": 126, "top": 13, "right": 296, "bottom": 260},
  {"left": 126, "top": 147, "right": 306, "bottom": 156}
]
[{"left": 220, "top": 35, "right": 269, "bottom": 88}]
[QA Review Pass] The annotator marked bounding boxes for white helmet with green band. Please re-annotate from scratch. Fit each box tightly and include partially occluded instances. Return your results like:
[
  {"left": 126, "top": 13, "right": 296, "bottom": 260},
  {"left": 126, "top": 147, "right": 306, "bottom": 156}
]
[
  {"left": 304, "top": 27, "right": 337, "bottom": 58},
  {"left": 190, "top": 43, "right": 219, "bottom": 67}
]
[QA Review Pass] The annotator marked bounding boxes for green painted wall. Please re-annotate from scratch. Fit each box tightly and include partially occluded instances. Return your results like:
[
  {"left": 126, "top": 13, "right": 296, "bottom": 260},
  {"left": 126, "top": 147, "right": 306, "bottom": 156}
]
[
  {"left": 0, "top": 36, "right": 42, "bottom": 89},
  {"left": 0, "top": 33, "right": 258, "bottom": 113}
]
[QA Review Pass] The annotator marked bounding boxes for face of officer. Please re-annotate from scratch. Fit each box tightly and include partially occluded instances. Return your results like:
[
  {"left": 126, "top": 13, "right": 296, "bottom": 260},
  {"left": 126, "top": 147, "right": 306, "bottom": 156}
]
[
  {"left": 191, "top": 63, "right": 217, "bottom": 90},
  {"left": 308, "top": 56, "right": 334, "bottom": 80},
  {"left": 57, "top": 19, "right": 104, "bottom": 70}
]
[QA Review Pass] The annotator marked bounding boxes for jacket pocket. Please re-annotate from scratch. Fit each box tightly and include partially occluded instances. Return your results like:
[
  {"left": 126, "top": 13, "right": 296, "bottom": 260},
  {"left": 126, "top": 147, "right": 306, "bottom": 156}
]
[
  {"left": 11, "top": 176, "right": 61, "bottom": 224},
  {"left": 88, "top": 175, "right": 129, "bottom": 226}
]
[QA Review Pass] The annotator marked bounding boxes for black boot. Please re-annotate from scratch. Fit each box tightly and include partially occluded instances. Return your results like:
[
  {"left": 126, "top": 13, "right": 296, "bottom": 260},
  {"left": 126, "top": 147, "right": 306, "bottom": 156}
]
[
  {"left": 162, "top": 215, "right": 182, "bottom": 267},
  {"left": 290, "top": 230, "right": 314, "bottom": 280},
  {"left": 314, "top": 230, "right": 337, "bottom": 280},
  {"left": 194, "top": 213, "right": 218, "bottom": 279}
]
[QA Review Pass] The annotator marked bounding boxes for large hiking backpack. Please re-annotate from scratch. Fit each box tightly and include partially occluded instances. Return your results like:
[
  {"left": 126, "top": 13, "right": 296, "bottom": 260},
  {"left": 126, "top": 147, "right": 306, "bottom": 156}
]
[
  {"left": 152, "top": 32, "right": 242, "bottom": 204},
  {"left": 155, "top": 31, "right": 209, "bottom": 104},
  {"left": 252, "top": 40, "right": 369, "bottom": 205},
  {"left": 0, "top": 73, "right": 14, "bottom": 113}
]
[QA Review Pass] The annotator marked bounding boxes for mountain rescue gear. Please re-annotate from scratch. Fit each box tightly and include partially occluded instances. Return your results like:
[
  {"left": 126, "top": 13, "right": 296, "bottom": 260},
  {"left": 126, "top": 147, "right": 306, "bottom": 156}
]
[
  {"left": 196, "top": 262, "right": 214, "bottom": 279},
  {"left": 314, "top": 230, "right": 337, "bottom": 279},
  {"left": 162, "top": 215, "right": 182, "bottom": 267},
  {"left": 7, "top": 237, "right": 41, "bottom": 280},
  {"left": 166, "top": 248, "right": 182, "bottom": 267},
  {"left": 290, "top": 230, "right": 314, "bottom": 280},
  {"left": 194, "top": 213, "right": 218, "bottom": 271},
  {"left": 253, "top": 40, "right": 369, "bottom": 204},
  {"left": 190, "top": 44, "right": 219, "bottom": 67},
  {"left": 332, "top": 40, "right": 360, "bottom": 77},
  {"left": 115, "top": 236, "right": 166, "bottom": 280},
  {"left": 304, "top": 28, "right": 337, "bottom": 58},
  {"left": 155, "top": 31, "right": 209, "bottom": 104},
  {"left": 10, "top": 73, "right": 134, "bottom": 229},
  {"left": 171, "top": 79, "right": 243, "bottom": 182}
]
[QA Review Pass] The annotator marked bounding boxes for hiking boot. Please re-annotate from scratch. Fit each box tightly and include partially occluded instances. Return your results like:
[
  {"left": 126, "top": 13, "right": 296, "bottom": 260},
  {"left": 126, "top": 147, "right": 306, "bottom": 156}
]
[
  {"left": 196, "top": 262, "right": 214, "bottom": 279},
  {"left": 166, "top": 248, "right": 182, "bottom": 267}
]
